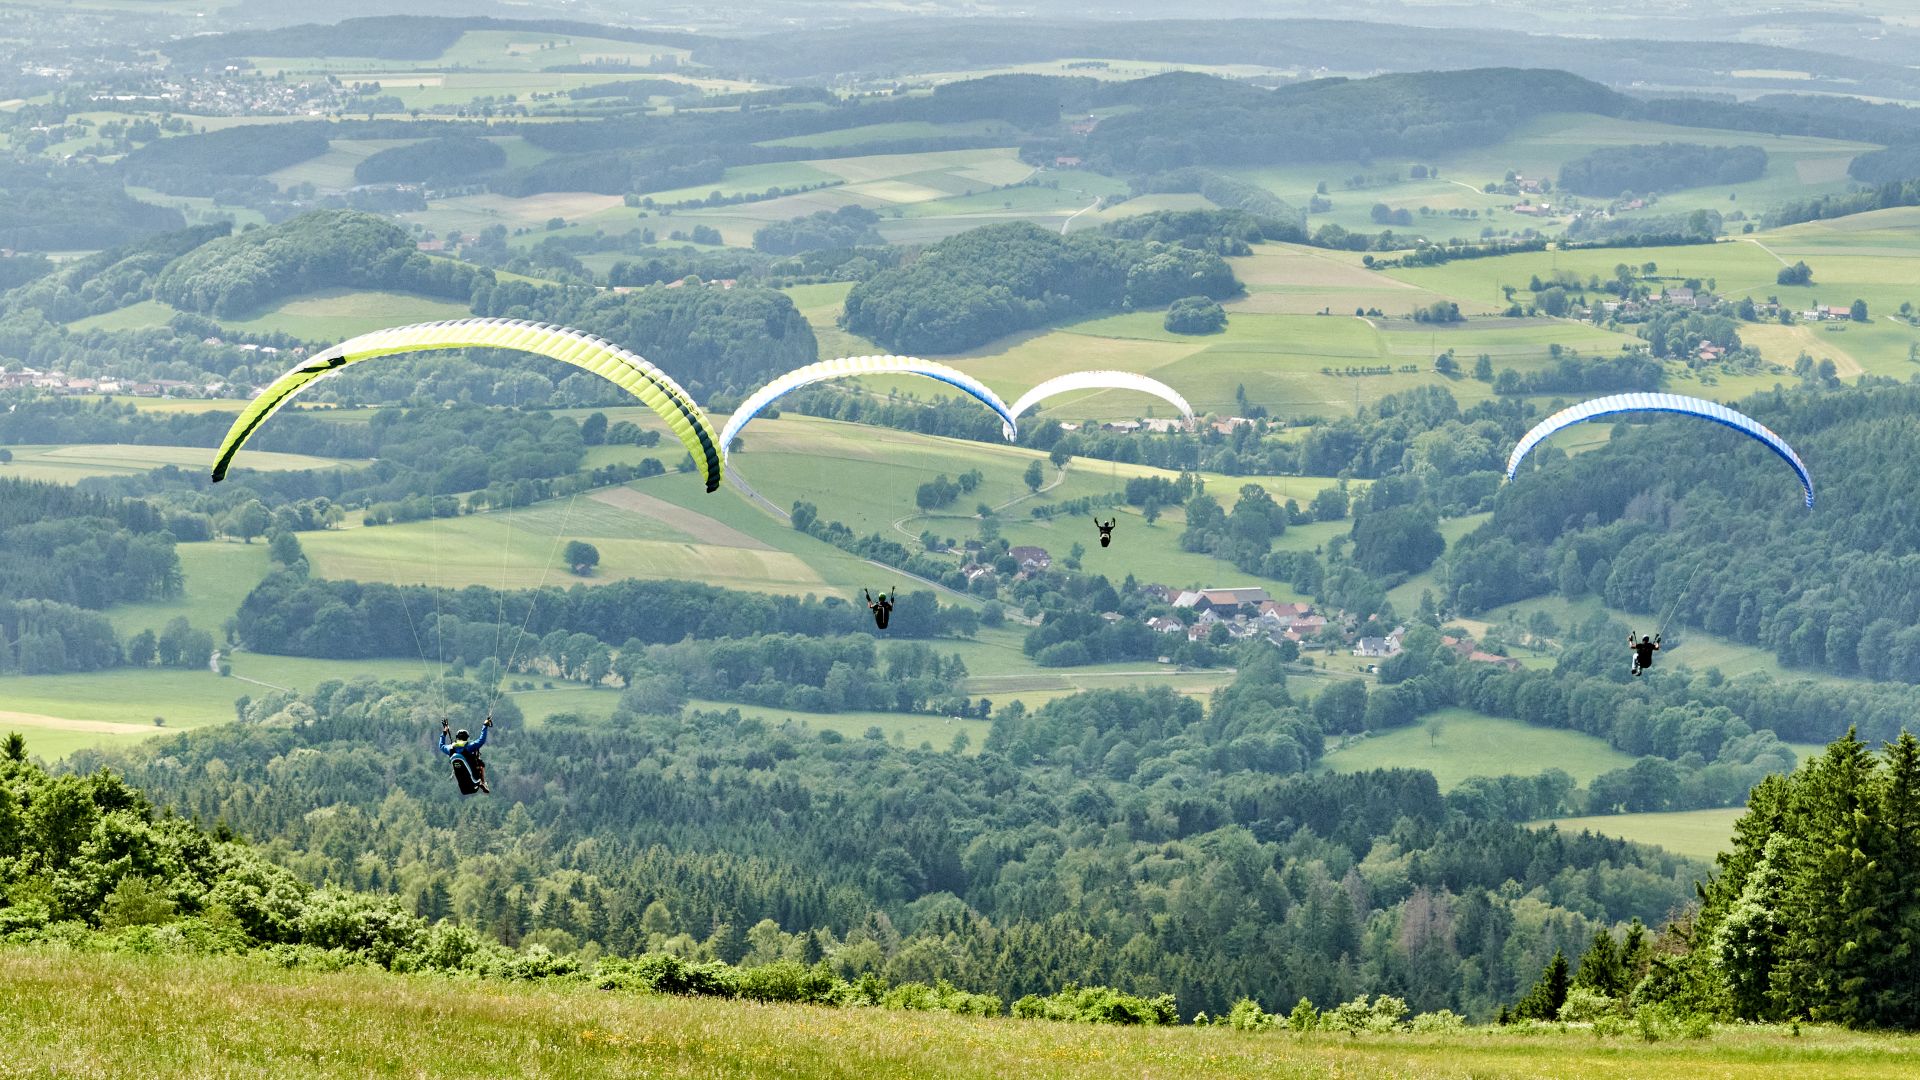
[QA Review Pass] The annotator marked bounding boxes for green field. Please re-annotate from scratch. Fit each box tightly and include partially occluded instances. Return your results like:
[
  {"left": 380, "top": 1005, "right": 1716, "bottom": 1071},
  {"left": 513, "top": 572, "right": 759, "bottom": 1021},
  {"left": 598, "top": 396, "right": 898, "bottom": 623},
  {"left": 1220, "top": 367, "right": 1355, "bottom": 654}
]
[
  {"left": 1321, "top": 709, "right": 1638, "bottom": 790},
  {"left": 5, "top": 949, "right": 1914, "bottom": 1080},
  {"left": 0, "top": 444, "right": 352, "bottom": 483},
  {"left": 0, "top": 653, "right": 432, "bottom": 761},
  {"left": 1541, "top": 807, "right": 1750, "bottom": 862},
  {"left": 1229, "top": 112, "right": 1871, "bottom": 245},
  {"left": 760, "top": 119, "right": 1017, "bottom": 150},
  {"left": 67, "top": 289, "right": 472, "bottom": 341},
  {"left": 299, "top": 475, "right": 887, "bottom": 597},
  {"left": 106, "top": 541, "right": 271, "bottom": 640}
]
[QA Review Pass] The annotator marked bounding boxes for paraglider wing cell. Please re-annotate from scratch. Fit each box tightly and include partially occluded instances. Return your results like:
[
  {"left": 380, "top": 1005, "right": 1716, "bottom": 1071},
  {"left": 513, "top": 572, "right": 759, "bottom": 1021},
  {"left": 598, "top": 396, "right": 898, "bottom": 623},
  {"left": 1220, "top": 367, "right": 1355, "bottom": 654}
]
[
  {"left": 1002, "top": 370, "right": 1195, "bottom": 440},
  {"left": 1503, "top": 392, "right": 1813, "bottom": 508},
  {"left": 720, "top": 355, "right": 1017, "bottom": 457},
  {"left": 212, "top": 318, "right": 723, "bottom": 491}
]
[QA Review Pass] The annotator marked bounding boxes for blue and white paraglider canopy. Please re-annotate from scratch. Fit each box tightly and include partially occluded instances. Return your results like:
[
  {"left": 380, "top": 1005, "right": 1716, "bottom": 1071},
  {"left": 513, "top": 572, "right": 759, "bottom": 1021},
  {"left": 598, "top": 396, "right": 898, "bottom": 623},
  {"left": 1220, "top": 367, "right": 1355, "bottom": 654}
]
[
  {"left": 720, "top": 355, "right": 1017, "bottom": 461},
  {"left": 1504, "top": 392, "right": 1814, "bottom": 508}
]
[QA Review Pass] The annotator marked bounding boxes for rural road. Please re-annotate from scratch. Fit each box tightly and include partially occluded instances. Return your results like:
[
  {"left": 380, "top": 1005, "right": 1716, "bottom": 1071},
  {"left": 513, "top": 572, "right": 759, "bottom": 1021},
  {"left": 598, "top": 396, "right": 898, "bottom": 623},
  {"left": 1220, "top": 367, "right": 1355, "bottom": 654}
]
[{"left": 1060, "top": 197, "right": 1103, "bottom": 235}]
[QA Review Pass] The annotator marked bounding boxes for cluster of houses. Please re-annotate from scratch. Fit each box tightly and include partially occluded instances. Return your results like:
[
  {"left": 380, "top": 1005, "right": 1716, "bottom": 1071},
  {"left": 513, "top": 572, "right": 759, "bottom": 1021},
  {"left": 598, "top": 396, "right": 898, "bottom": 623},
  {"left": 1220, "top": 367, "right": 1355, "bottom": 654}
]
[
  {"left": 959, "top": 544, "right": 1054, "bottom": 585},
  {"left": 1055, "top": 416, "right": 1252, "bottom": 436},
  {"left": 0, "top": 370, "right": 223, "bottom": 398},
  {"left": 1144, "top": 585, "right": 1333, "bottom": 648},
  {"left": 1123, "top": 582, "right": 1522, "bottom": 668}
]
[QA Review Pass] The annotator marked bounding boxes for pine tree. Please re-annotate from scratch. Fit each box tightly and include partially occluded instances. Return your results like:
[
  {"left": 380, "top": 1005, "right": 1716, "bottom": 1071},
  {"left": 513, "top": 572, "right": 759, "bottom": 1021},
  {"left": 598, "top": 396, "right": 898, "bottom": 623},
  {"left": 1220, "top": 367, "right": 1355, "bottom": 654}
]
[
  {"left": 1572, "top": 929, "right": 1626, "bottom": 998},
  {"left": 1511, "top": 949, "right": 1570, "bottom": 1020},
  {"left": 1781, "top": 730, "right": 1890, "bottom": 1024},
  {"left": 1875, "top": 731, "right": 1920, "bottom": 1027}
]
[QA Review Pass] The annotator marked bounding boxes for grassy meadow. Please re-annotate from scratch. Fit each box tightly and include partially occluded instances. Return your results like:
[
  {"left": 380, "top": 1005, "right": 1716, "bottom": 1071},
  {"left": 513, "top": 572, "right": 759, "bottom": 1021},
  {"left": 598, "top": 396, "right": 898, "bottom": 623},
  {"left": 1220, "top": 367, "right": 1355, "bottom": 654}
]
[
  {"left": 0, "top": 444, "right": 351, "bottom": 483},
  {"left": 65, "top": 288, "right": 472, "bottom": 340},
  {"left": 1540, "top": 807, "right": 1750, "bottom": 862},
  {"left": 1320, "top": 709, "right": 1637, "bottom": 791},
  {"left": 4, "top": 948, "right": 1915, "bottom": 1080}
]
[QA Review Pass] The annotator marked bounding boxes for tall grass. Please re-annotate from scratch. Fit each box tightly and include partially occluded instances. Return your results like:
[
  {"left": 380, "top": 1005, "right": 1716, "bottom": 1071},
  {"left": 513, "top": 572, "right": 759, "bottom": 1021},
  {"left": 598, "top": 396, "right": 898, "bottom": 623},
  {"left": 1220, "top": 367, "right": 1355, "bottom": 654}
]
[{"left": 2, "top": 948, "right": 1913, "bottom": 1079}]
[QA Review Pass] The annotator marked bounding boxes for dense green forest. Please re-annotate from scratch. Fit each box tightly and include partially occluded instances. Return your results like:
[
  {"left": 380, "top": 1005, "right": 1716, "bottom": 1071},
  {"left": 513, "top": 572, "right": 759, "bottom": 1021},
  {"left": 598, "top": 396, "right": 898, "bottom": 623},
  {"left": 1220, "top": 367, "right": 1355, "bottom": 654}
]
[
  {"left": 0, "top": 216, "right": 816, "bottom": 399},
  {"left": 353, "top": 136, "right": 506, "bottom": 186},
  {"left": 152, "top": 211, "right": 485, "bottom": 316},
  {"left": 0, "top": 162, "right": 184, "bottom": 251},
  {"left": 842, "top": 222, "right": 1238, "bottom": 353},
  {"left": 754, "top": 207, "right": 886, "bottom": 256},
  {"left": 1454, "top": 384, "right": 1920, "bottom": 684},
  {"left": 1687, "top": 732, "right": 1920, "bottom": 1027},
  {"left": 57, "top": 654, "right": 1696, "bottom": 1020},
  {"left": 1557, "top": 144, "right": 1768, "bottom": 197},
  {"left": 1081, "top": 69, "right": 1623, "bottom": 172}
]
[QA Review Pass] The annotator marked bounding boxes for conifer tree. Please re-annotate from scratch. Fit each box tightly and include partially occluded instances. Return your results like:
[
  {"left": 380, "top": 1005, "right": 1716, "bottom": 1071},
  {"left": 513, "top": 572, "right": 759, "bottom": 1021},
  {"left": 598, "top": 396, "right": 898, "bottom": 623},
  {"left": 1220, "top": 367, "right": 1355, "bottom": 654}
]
[
  {"left": 1572, "top": 929, "right": 1626, "bottom": 999},
  {"left": 1511, "top": 949, "right": 1569, "bottom": 1020}
]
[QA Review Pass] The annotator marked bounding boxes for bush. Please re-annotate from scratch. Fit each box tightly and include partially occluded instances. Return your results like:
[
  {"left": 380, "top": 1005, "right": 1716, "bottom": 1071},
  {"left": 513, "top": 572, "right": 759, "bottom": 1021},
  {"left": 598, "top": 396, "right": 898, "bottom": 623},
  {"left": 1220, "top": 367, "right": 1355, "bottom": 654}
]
[
  {"left": 882, "top": 979, "right": 1002, "bottom": 1016},
  {"left": 1557, "top": 987, "right": 1618, "bottom": 1023},
  {"left": 1410, "top": 1009, "right": 1466, "bottom": 1033},
  {"left": 1321, "top": 993, "right": 1409, "bottom": 1034},
  {"left": 1287, "top": 997, "right": 1319, "bottom": 1031},
  {"left": 1164, "top": 295, "right": 1228, "bottom": 334},
  {"left": 1226, "top": 997, "right": 1276, "bottom": 1030},
  {"left": 1012, "top": 984, "right": 1178, "bottom": 1025},
  {"left": 734, "top": 960, "right": 840, "bottom": 1004}
]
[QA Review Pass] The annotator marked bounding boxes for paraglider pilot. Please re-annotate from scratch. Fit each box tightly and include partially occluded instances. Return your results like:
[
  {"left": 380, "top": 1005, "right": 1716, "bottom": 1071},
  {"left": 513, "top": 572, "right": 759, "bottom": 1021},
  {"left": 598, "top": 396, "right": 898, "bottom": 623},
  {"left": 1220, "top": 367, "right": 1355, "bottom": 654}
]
[
  {"left": 1629, "top": 633, "right": 1661, "bottom": 677},
  {"left": 864, "top": 589, "right": 894, "bottom": 631},
  {"left": 1094, "top": 516, "right": 1117, "bottom": 548},
  {"left": 441, "top": 714, "right": 492, "bottom": 795}
]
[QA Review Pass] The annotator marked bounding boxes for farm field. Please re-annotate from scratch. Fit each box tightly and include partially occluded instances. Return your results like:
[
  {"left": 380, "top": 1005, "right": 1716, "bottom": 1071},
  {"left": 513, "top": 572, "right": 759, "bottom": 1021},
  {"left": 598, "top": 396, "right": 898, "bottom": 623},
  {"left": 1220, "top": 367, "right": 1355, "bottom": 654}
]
[
  {"left": 297, "top": 479, "right": 863, "bottom": 596},
  {"left": 66, "top": 289, "right": 473, "bottom": 341},
  {"left": 1540, "top": 807, "right": 1750, "bottom": 862},
  {"left": 1228, "top": 112, "right": 1871, "bottom": 245},
  {"left": 1320, "top": 709, "right": 1638, "bottom": 791},
  {"left": 105, "top": 541, "right": 271, "bottom": 640},
  {"left": 0, "top": 654, "right": 426, "bottom": 762},
  {"left": 507, "top": 685, "right": 994, "bottom": 754},
  {"left": 6, "top": 949, "right": 1915, "bottom": 1080},
  {"left": 242, "top": 30, "right": 697, "bottom": 76},
  {"left": 0, "top": 443, "right": 352, "bottom": 483}
]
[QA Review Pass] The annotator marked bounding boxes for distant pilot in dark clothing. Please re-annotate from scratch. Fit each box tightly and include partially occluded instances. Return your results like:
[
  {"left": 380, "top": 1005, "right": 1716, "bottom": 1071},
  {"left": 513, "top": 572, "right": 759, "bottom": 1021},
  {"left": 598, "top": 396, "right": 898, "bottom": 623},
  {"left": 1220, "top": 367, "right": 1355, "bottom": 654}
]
[{"left": 1630, "top": 633, "right": 1661, "bottom": 677}]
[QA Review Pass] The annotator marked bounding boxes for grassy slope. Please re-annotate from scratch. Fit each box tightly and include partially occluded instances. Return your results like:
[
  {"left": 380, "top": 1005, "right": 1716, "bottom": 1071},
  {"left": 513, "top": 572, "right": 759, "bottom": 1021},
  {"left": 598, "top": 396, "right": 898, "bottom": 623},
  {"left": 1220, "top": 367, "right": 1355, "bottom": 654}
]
[
  {"left": 1231, "top": 111, "right": 1870, "bottom": 245},
  {"left": 4, "top": 949, "right": 1913, "bottom": 1080},
  {"left": 0, "top": 445, "right": 352, "bottom": 483},
  {"left": 1321, "top": 709, "right": 1637, "bottom": 790},
  {"left": 1539, "top": 808, "right": 1749, "bottom": 862},
  {"left": 66, "top": 288, "right": 472, "bottom": 340}
]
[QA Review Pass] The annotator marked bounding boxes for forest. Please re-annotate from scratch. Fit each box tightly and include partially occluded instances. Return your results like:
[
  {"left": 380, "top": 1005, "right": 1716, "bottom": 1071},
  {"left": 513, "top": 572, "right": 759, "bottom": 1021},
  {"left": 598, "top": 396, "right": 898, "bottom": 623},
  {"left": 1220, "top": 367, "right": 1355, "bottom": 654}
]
[
  {"left": 51, "top": 654, "right": 1701, "bottom": 1021},
  {"left": 152, "top": 210, "right": 486, "bottom": 316},
  {"left": 1081, "top": 69, "right": 1625, "bottom": 172},
  {"left": 1556, "top": 143, "right": 1768, "bottom": 197},
  {"left": 1454, "top": 383, "right": 1920, "bottom": 684},
  {"left": 841, "top": 222, "right": 1239, "bottom": 353},
  {"left": 353, "top": 136, "right": 506, "bottom": 186}
]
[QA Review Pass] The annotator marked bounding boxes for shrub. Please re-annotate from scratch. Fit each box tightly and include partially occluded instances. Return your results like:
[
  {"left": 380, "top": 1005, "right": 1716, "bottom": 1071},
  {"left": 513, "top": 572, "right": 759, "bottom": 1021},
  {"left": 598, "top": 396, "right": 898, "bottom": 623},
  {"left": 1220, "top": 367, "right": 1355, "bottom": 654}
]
[
  {"left": 1165, "top": 295, "right": 1228, "bottom": 334},
  {"left": 884, "top": 979, "right": 1001, "bottom": 1016},
  {"left": 735, "top": 960, "right": 840, "bottom": 1004},
  {"left": 1410, "top": 1009, "right": 1466, "bottom": 1033},
  {"left": 1226, "top": 997, "right": 1275, "bottom": 1031},
  {"left": 1012, "top": 984, "right": 1177, "bottom": 1025},
  {"left": 1558, "top": 987, "right": 1617, "bottom": 1023},
  {"left": 1321, "top": 993, "right": 1409, "bottom": 1034},
  {"left": 1287, "top": 996, "right": 1319, "bottom": 1031}
]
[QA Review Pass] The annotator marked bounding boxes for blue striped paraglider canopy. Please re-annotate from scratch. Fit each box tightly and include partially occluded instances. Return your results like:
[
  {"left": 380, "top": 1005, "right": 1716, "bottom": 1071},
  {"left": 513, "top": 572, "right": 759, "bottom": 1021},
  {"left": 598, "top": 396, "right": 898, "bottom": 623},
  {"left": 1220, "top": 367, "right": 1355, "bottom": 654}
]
[{"left": 1504, "top": 392, "right": 1814, "bottom": 509}]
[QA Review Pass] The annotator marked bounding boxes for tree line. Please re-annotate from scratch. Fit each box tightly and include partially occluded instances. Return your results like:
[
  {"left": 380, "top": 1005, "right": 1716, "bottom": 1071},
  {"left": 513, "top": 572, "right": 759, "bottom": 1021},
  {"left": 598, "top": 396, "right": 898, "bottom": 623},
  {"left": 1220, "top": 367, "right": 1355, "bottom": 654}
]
[
  {"left": 72, "top": 655, "right": 1697, "bottom": 1020},
  {"left": 842, "top": 222, "right": 1239, "bottom": 354}
]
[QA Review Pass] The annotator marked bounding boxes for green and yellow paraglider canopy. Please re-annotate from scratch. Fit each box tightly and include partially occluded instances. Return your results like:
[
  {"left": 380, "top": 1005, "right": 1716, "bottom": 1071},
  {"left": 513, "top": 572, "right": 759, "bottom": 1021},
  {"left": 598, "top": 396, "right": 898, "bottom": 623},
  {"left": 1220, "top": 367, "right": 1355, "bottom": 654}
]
[{"left": 210, "top": 318, "right": 723, "bottom": 491}]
